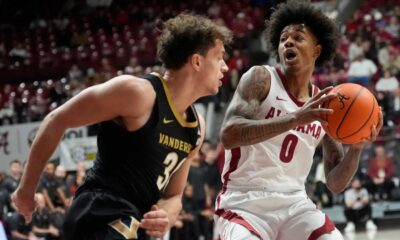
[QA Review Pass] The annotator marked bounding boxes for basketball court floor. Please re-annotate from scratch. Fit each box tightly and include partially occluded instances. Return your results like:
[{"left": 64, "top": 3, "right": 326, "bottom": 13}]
[
  {"left": 323, "top": 201, "right": 400, "bottom": 240},
  {"left": 344, "top": 229, "right": 400, "bottom": 240}
]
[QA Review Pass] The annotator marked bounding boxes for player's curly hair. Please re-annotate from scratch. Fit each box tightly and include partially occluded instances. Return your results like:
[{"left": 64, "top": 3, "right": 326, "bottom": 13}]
[
  {"left": 265, "top": 0, "right": 339, "bottom": 67},
  {"left": 157, "top": 14, "right": 232, "bottom": 69}
]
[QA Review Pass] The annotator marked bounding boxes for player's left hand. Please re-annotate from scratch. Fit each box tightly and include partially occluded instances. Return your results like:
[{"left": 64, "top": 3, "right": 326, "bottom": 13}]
[
  {"left": 353, "top": 108, "right": 383, "bottom": 149},
  {"left": 140, "top": 205, "right": 170, "bottom": 238}
]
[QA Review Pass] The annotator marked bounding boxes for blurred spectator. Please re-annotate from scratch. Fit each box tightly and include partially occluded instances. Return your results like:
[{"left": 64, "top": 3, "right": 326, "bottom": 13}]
[
  {"left": 343, "top": 178, "right": 377, "bottom": 233},
  {"left": 28, "top": 89, "right": 49, "bottom": 122},
  {"left": 375, "top": 69, "right": 400, "bottom": 124},
  {"left": 97, "top": 58, "right": 116, "bottom": 83},
  {"left": 67, "top": 160, "right": 87, "bottom": 197},
  {"left": 172, "top": 183, "right": 201, "bottom": 240},
  {"left": 7, "top": 212, "right": 36, "bottom": 240},
  {"left": 366, "top": 145, "right": 395, "bottom": 201},
  {"left": 231, "top": 12, "right": 254, "bottom": 40},
  {"left": 53, "top": 14, "right": 70, "bottom": 31},
  {"left": 378, "top": 42, "right": 390, "bottom": 70},
  {"left": 124, "top": 57, "right": 143, "bottom": 76},
  {"left": 188, "top": 152, "right": 213, "bottom": 240},
  {"left": 66, "top": 64, "right": 84, "bottom": 82},
  {"left": 54, "top": 165, "right": 71, "bottom": 209},
  {"left": 313, "top": 64, "right": 347, "bottom": 88},
  {"left": 347, "top": 53, "right": 377, "bottom": 87},
  {"left": 201, "top": 142, "right": 224, "bottom": 204},
  {"left": 346, "top": 11, "right": 362, "bottom": 35},
  {"left": 3, "top": 160, "right": 22, "bottom": 195},
  {"left": 49, "top": 81, "right": 68, "bottom": 106},
  {"left": 8, "top": 43, "right": 28, "bottom": 65},
  {"left": 37, "top": 163, "right": 64, "bottom": 212},
  {"left": 68, "top": 79, "right": 85, "bottom": 97},
  {"left": 313, "top": 157, "right": 333, "bottom": 208},
  {"left": 31, "top": 193, "right": 60, "bottom": 239},
  {"left": 0, "top": 172, "right": 10, "bottom": 221},
  {"left": 387, "top": 49, "right": 400, "bottom": 77},
  {"left": 348, "top": 35, "right": 364, "bottom": 61},
  {"left": 385, "top": 16, "right": 400, "bottom": 38}
]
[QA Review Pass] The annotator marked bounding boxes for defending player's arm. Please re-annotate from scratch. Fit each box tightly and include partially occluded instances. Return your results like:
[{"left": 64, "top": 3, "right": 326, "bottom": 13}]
[
  {"left": 140, "top": 115, "right": 206, "bottom": 238},
  {"left": 220, "top": 66, "right": 335, "bottom": 149},
  {"left": 322, "top": 110, "right": 383, "bottom": 193},
  {"left": 12, "top": 75, "right": 156, "bottom": 222}
]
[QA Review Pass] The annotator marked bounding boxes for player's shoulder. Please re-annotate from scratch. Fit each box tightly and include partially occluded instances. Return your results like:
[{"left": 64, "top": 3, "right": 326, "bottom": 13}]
[
  {"left": 242, "top": 65, "right": 271, "bottom": 80},
  {"left": 108, "top": 74, "right": 155, "bottom": 93},
  {"left": 238, "top": 65, "right": 271, "bottom": 100}
]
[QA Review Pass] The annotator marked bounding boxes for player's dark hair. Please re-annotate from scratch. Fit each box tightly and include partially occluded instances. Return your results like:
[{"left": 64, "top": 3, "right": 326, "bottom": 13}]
[
  {"left": 157, "top": 14, "right": 232, "bottom": 69},
  {"left": 265, "top": 0, "right": 339, "bottom": 67}
]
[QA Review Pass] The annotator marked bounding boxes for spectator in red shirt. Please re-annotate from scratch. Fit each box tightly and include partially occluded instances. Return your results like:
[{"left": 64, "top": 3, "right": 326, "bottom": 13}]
[{"left": 366, "top": 145, "right": 395, "bottom": 200}]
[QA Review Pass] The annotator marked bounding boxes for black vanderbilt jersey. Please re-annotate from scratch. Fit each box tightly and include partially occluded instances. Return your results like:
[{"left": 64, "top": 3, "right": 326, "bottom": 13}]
[{"left": 78, "top": 73, "right": 201, "bottom": 214}]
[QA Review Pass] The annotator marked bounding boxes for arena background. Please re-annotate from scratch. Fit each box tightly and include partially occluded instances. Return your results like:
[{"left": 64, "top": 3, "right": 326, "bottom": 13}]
[{"left": 0, "top": 0, "right": 400, "bottom": 239}]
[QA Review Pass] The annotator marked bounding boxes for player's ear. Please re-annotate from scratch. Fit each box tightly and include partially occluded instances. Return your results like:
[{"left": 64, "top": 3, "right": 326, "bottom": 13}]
[
  {"left": 314, "top": 44, "right": 322, "bottom": 58},
  {"left": 190, "top": 53, "right": 202, "bottom": 71}
]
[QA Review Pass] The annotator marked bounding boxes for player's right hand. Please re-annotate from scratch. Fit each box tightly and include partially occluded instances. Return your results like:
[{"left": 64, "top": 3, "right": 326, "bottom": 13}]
[
  {"left": 295, "top": 86, "right": 336, "bottom": 126},
  {"left": 11, "top": 188, "right": 37, "bottom": 223}
]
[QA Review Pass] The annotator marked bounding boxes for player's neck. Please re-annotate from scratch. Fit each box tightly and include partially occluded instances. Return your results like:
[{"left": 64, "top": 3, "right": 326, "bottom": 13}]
[
  {"left": 284, "top": 67, "right": 313, "bottom": 98},
  {"left": 163, "top": 70, "right": 198, "bottom": 115}
]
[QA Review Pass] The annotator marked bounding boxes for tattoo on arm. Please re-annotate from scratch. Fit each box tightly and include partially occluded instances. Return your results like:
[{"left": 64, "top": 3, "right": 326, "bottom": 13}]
[
  {"left": 221, "top": 66, "right": 297, "bottom": 148},
  {"left": 323, "top": 135, "right": 344, "bottom": 176},
  {"left": 239, "top": 119, "right": 293, "bottom": 143},
  {"left": 323, "top": 135, "right": 362, "bottom": 192}
]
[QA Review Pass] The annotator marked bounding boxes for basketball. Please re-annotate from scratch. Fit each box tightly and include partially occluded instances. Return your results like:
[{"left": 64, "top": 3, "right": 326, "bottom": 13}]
[{"left": 322, "top": 83, "right": 380, "bottom": 144}]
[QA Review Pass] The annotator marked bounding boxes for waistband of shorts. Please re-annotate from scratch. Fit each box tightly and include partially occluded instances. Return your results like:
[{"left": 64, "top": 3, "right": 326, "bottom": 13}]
[{"left": 225, "top": 185, "right": 307, "bottom": 195}]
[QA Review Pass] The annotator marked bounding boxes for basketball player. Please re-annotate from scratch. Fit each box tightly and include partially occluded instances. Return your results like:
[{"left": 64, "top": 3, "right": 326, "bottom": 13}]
[
  {"left": 11, "top": 14, "right": 232, "bottom": 239},
  {"left": 215, "top": 1, "right": 383, "bottom": 240}
]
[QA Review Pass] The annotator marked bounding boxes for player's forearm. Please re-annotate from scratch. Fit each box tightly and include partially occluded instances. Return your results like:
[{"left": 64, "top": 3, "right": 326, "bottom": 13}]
[
  {"left": 33, "top": 226, "right": 51, "bottom": 234},
  {"left": 157, "top": 195, "right": 182, "bottom": 227},
  {"left": 220, "top": 114, "right": 297, "bottom": 149},
  {"left": 326, "top": 147, "right": 362, "bottom": 193},
  {"left": 19, "top": 113, "right": 66, "bottom": 194}
]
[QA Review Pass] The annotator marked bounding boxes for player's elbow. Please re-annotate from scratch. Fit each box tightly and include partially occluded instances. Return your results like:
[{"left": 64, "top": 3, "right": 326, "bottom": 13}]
[
  {"left": 43, "top": 109, "right": 69, "bottom": 132},
  {"left": 326, "top": 180, "right": 344, "bottom": 194},
  {"left": 220, "top": 123, "right": 240, "bottom": 150}
]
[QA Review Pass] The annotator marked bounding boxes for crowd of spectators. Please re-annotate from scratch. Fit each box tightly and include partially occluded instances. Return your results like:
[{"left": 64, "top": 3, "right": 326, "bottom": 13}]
[
  {"left": 1, "top": 0, "right": 400, "bottom": 239},
  {"left": 0, "top": 0, "right": 266, "bottom": 125}
]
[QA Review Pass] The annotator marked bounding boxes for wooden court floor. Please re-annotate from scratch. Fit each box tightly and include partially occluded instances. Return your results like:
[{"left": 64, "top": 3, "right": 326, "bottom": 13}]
[{"left": 344, "top": 228, "right": 400, "bottom": 240}]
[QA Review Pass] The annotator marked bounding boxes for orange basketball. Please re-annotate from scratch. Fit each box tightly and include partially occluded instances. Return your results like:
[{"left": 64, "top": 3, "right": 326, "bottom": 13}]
[{"left": 322, "top": 83, "right": 380, "bottom": 144}]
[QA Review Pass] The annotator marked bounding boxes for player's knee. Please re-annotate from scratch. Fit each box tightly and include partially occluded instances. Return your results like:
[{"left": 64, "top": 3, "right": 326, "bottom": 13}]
[{"left": 317, "top": 228, "right": 344, "bottom": 240}]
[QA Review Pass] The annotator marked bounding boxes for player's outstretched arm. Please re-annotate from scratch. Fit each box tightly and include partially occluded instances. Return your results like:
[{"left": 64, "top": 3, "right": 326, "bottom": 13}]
[
  {"left": 220, "top": 66, "right": 335, "bottom": 149},
  {"left": 12, "top": 75, "right": 155, "bottom": 223},
  {"left": 322, "top": 110, "right": 383, "bottom": 193},
  {"left": 140, "top": 115, "right": 206, "bottom": 238}
]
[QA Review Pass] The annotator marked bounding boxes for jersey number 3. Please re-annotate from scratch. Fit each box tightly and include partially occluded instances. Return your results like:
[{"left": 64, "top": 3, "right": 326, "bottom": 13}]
[
  {"left": 279, "top": 134, "right": 299, "bottom": 163},
  {"left": 157, "top": 152, "right": 185, "bottom": 190}
]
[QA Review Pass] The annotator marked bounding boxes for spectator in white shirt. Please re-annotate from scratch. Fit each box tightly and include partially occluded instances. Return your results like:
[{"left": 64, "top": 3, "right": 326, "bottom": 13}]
[
  {"left": 348, "top": 53, "right": 377, "bottom": 87},
  {"left": 376, "top": 69, "right": 400, "bottom": 124},
  {"left": 348, "top": 36, "right": 364, "bottom": 61},
  {"left": 343, "top": 178, "right": 377, "bottom": 233}
]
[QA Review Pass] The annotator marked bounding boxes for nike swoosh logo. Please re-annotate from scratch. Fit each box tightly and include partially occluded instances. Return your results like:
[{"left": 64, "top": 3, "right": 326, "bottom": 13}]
[
  {"left": 163, "top": 117, "right": 174, "bottom": 124},
  {"left": 276, "top": 96, "right": 287, "bottom": 101}
]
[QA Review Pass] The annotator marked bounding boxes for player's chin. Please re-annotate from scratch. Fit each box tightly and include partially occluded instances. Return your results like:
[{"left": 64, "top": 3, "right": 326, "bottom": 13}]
[{"left": 210, "top": 87, "right": 219, "bottom": 95}]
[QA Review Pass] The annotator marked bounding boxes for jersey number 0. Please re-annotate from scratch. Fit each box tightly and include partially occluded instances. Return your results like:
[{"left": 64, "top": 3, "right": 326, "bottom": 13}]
[{"left": 279, "top": 134, "right": 299, "bottom": 163}]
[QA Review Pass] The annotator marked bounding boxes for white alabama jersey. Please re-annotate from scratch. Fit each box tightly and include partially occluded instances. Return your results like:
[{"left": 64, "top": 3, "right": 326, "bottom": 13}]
[{"left": 222, "top": 65, "right": 325, "bottom": 193}]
